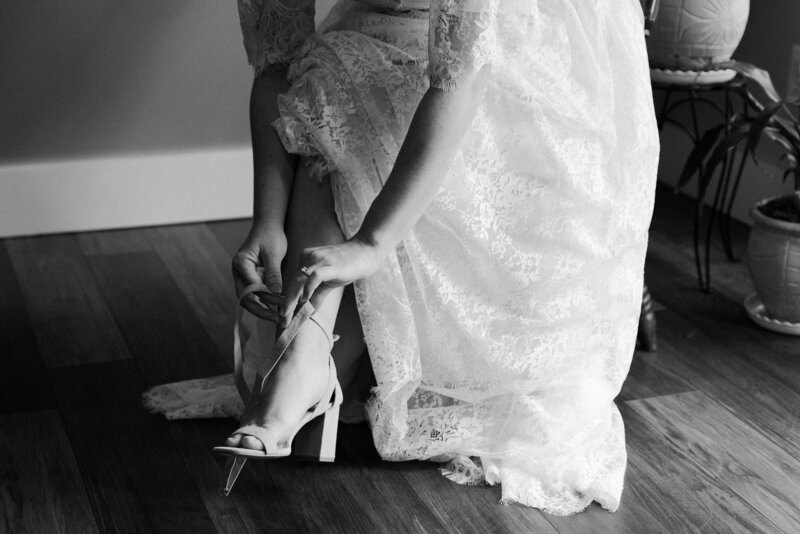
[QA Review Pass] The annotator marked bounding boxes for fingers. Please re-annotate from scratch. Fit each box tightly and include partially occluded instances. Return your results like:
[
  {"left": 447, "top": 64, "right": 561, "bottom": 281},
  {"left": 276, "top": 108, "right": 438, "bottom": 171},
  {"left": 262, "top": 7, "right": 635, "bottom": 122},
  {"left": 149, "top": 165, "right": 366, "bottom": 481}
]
[
  {"left": 236, "top": 283, "right": 281, "bottom": 321},
  {"left": 232, "top": 251, "right": 262, "bottom": 288},
  {"left": 260, "top": 251, "right": 283, "bottom": 295},
  {"left": 302, "top": 269, "right": 325, "bottom": 303},
  {"left": 247, "top": 290, "right": 285, "bottom": 322},
  {"left": 278, "top": 248, "right": 331, "bottom": 328},
  {"left": 232, "top": 251, "right": 283, "bottom": 321}
]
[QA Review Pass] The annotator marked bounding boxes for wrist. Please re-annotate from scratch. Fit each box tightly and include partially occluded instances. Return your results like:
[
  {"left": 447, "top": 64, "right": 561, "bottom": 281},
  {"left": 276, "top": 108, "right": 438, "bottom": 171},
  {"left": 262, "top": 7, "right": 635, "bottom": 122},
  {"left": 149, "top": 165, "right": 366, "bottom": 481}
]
[
  {"left": 249, "top": 217, "right": 285, "bottom": 239},
  {"left": 352, "top": 229, "right": 393, "bottom": 258},
  {"left": 251, "top": 212, "right": 284, "bottom": 231}
]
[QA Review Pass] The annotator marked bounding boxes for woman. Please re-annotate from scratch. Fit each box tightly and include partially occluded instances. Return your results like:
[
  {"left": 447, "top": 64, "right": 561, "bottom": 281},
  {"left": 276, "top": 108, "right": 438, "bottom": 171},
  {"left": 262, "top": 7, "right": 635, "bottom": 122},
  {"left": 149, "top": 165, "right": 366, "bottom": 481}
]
[{"left": 145, "top": 0, "right": 659, "bottom": 514}]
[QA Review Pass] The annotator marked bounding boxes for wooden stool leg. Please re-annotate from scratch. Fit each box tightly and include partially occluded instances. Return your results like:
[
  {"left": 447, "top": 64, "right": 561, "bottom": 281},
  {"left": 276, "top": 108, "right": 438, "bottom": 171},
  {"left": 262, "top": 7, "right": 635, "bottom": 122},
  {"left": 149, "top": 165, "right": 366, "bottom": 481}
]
[{"left": 637, "top": 282, "right": 658, "bottom": 352}]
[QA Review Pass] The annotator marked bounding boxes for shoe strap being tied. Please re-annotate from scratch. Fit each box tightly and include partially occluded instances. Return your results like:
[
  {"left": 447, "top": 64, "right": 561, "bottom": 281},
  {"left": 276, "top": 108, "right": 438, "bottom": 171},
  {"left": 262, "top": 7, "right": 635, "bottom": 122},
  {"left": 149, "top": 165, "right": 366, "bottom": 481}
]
[
  {"left": 233, "top": 283, "right": 335, "bottom": 404},
  {"left": 233, "top": 282, "right": 274, "bottom": 401}
]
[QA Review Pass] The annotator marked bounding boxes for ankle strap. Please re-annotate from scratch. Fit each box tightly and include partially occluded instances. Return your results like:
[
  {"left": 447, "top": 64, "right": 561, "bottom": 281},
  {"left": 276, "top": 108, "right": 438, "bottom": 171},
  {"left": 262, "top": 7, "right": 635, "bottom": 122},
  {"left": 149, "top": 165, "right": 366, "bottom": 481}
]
[
  {"left": 232, "top": 285, "right": 338, "bottom": 403},
  {"left": 308, "top": 315, "right": 339, "bottom": 350}
]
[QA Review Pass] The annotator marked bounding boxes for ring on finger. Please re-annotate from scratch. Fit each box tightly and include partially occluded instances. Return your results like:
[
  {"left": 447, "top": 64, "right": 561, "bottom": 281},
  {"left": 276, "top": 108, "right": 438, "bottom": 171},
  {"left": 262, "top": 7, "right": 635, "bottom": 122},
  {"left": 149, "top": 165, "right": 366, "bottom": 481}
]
[{"left": 300, "top": 265, "right": 312, "bottom": 277}]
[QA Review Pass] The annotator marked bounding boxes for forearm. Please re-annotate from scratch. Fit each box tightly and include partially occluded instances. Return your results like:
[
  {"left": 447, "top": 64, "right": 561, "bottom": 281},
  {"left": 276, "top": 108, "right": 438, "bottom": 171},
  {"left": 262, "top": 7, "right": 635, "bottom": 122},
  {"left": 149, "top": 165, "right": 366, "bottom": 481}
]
[
  {"left": 355, "top": 69, "right": 489, "bottom": 253},
  {"left": 249, "top": 68, "right": 297, "bottom": 229}
]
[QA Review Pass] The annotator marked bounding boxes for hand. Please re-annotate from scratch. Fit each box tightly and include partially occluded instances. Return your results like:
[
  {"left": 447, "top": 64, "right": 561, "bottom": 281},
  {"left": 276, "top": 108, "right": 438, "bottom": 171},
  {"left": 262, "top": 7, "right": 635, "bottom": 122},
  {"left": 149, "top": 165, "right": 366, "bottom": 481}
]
[
  {"left": 232, "top": 226, "right": 288, "bottom": 321},
  {"left": 279, "top": 237, "right": 383, "bottom": 327}
]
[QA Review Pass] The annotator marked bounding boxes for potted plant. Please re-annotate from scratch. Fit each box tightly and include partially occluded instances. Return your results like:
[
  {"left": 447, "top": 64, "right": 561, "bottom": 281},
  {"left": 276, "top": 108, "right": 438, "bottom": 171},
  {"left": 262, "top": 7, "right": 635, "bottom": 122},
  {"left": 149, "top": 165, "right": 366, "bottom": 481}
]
[{"left": 677, "top": 62, "right": 800, "bottom": 327}]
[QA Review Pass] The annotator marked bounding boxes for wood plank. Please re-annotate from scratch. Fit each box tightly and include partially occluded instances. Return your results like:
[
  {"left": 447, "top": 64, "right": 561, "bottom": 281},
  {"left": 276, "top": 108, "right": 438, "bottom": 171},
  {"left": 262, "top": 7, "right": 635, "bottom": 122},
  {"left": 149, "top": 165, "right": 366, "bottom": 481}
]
[
  {"left": 331, "top": 464, "right": 449, "bottom": 534},
  {"left": 156, "top": 408, "right": 407, "bottom": 533},
  {"left": 340, "top": 425, "right": 519, "bottom": 534},
  {"left": 86, "top": 252, "right": 228, "bottom": 384},
  {"left": 648, "top": 184, "right": 755, "bottom": 304},
  {"left": 544, "top": 495, "right": 670, "bottom": 534},
  {"left": 5, "top": 235, "right": 129, "bottom": 367},
  {"left": 621, "top": 403, "right": 781, "bottom": 534},
  {"left": 340, "top": 422, "right": 559, "bottom": 534},
  {"left": 230, "top": 456, "right": 388, "bottom": 533},
  {"left": 0, "top": 243, "right": 55, "bottom": 414},
  {"left": 53, "top": 361, "right": 219, "bottom": 534},
  {"left": 644, "top": 259, "right": 800, "bottom": 460},
  {"left": 333, "top": 423, "right": 463, "bottom": 534},
  {"left": 176, "top": 420, "right": 392, "bottom": 533},
  {"left": 84, "top": 251, "right": 253, "bottom": 531},
  {"left": 76, "top": 228, "right": 153, "bottom": 256},
  {"left": 646, "top": 251, "right": 800, "bottom": 393},
  {"left": 157, "top": 419, "right": 263, "bottom": 534},
  {"left": 618, "top": 348, "right": 695, "bottom": 402},
  {"left": 628, "top": 391, "right": 800, "bottom": 532},
  {"left": 399, "top": 461, "right": 559, "bottom": 534},
  {"left": 206, "top": 220, "right": 250, "bottom": 259},
  {"left": 0, "top": 410, "right": 99, "bottom": 534},
  {"left": 144, "top": 224, "right": 239, "bottom": 370}
]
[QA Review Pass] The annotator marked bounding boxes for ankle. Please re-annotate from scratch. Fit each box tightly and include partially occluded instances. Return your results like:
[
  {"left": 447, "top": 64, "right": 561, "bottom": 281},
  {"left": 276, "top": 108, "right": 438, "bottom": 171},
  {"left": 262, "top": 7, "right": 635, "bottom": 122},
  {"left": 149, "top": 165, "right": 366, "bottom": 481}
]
[{"left": 283, "top": 321, "right": 332, "bottom": 364}]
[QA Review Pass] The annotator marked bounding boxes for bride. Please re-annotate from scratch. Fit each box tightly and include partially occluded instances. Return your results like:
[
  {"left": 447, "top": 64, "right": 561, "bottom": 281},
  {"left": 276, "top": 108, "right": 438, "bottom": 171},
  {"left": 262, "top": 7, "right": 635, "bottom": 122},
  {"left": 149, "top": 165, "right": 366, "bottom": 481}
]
[{"left": 144, "top": 0, "right": 659, "bottom": 515}]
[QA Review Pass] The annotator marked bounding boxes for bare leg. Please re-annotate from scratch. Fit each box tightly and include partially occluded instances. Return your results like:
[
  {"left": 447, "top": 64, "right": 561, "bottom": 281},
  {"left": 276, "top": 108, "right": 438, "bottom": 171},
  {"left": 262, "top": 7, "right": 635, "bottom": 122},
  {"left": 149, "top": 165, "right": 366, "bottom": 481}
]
[
  {"left": 227, "top": 165, "right": 366, "bottom": 450},
  {"left": 281, "top": 165, "right": 367, "bottom": 395}
]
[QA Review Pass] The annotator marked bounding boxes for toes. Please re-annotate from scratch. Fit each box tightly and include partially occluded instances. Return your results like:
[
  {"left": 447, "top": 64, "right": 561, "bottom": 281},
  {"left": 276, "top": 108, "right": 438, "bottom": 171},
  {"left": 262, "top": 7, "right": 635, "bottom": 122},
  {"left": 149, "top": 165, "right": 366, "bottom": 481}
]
[
  {"left": 241, "top": 435, "right": 265, "bottom": 451},
  {"left": 225, "top": 434, "right": 242, "bottom": 447}
]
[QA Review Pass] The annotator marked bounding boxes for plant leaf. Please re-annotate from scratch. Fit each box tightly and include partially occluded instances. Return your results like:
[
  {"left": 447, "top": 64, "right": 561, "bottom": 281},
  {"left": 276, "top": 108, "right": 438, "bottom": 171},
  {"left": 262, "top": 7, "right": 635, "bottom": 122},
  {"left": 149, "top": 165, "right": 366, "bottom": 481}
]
[
  {"left": 728, "top": 60, "right": 781, "bottom": 102},
  {"left": 676, "top": 124, "right": 725, "bottom": 191},
  {"left": 765, "top": 127, "right": 795, "bottom": 153},
  {"left": 747, "top": 102, "right": 785, "bottom": 156},
  {"left": 778, "top": 152, "right": 798, "bottom": 167}
]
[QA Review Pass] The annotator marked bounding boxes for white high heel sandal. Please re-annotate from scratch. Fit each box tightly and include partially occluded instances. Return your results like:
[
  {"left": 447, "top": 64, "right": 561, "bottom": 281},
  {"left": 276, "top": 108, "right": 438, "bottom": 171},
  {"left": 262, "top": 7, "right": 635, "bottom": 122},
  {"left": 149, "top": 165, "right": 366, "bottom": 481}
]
[{"left": 213, "top": 282, "right": 343, "bottom": 496}]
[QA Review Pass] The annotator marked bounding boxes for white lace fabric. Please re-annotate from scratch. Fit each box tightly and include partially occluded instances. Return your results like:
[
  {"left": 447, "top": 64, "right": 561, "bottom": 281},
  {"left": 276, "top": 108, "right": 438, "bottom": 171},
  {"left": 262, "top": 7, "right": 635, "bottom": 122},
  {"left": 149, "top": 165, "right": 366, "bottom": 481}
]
[
  {"left": 237, "top": 0, "right": 316, "bottom": 74},
  {"left": 144, "top": 0, "right": 659, "bottom": 515},
  {"left": 428, "top": 0, "right": 498, "bottom": 89}
]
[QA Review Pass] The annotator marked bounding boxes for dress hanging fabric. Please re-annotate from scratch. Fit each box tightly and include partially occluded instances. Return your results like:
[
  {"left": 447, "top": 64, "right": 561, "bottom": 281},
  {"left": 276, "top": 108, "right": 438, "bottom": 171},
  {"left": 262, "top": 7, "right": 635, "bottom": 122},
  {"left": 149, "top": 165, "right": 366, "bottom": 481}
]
[{"left": 143, "top": 0, "right": 659, "bottom": 515}]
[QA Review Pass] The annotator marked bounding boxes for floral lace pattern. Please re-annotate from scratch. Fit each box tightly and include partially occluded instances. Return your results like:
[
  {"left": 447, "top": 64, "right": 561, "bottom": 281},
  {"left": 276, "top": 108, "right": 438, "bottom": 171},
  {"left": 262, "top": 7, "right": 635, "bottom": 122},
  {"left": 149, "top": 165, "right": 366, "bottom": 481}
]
[
  {"left": 238, "top": 0, "right": 316, "bottom": 74},
  {"left": 428, "top": 0, "right": 498, "bottom": 89},
  {"left": 440, "top": 456, "right": 488, "bottom": 486},
  {"left": 147, "top": 0, "right": 659, "bottom": 515},
  {"left": 142, "top": 374, "right": 244, "bottom": 420}
]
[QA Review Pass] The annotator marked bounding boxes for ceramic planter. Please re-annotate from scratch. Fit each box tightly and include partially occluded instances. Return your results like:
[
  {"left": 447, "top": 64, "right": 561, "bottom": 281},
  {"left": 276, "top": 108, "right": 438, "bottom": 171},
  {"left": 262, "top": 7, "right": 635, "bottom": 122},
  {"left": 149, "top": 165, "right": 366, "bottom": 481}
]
[{"left": 747, "top": 198, "right": 800, "bottom": 323}]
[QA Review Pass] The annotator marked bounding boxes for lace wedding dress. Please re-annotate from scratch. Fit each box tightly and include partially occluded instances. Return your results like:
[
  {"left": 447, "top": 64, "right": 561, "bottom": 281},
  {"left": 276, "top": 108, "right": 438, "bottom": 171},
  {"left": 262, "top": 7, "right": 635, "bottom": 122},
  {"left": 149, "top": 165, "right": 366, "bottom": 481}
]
[{"left": 143, "top": 0, "right": 659, "bottom": 514}]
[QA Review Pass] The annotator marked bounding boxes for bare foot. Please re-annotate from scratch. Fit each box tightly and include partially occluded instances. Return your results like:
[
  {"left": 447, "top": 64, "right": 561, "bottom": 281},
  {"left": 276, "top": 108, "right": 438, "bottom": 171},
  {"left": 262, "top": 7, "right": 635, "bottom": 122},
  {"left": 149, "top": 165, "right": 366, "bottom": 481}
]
[{"left": 225, "top": 316, "right": 332, "bottom": 451}]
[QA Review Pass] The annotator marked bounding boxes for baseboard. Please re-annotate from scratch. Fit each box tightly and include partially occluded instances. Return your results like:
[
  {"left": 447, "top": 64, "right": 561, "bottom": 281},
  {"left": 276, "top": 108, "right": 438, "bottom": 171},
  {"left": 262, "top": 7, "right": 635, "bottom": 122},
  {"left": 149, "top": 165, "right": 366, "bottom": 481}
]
[{"left": 0, "top": 147, "right": 253, "bottom": 238}]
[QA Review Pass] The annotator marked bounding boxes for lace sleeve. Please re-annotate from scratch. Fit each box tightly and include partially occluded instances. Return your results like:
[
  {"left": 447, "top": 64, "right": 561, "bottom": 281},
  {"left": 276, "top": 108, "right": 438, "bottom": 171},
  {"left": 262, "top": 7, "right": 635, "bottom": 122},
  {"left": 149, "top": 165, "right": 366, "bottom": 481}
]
[
  {"left": 428, "top": 0, "right": 497, "bottom": 90},
  {"left": 237, "top": 0, "right": 315, "bottom": 75}
]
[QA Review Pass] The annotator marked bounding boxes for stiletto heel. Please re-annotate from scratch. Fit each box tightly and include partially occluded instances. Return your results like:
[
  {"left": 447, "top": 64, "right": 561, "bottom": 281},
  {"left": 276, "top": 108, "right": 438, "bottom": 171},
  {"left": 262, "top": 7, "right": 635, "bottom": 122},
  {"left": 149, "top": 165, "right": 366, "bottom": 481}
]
[
  {"left": 219, "top": 456, "right": 248, "bottom": 497},
  {"left": 213, "top": 282, "right": 343, "bottom": 495}
]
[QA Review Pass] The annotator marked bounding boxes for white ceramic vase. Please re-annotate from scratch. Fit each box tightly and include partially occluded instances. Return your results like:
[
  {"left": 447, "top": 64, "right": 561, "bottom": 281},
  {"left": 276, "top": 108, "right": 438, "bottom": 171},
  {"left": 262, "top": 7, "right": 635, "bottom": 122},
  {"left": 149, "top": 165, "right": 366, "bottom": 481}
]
[{"left": 647, "top": 0, "right": 750, "bottom": 70}]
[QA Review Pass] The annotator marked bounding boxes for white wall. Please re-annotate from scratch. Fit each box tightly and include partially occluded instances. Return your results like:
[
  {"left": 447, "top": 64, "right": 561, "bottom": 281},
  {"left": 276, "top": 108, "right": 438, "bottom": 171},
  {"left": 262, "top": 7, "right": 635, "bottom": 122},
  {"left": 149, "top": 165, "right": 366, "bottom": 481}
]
[
  {"left": 0, "top": 1, "right": 253, "bottom": 164},
  {"left": 0, "top": 0, "right": 335, "bottom": 237}
]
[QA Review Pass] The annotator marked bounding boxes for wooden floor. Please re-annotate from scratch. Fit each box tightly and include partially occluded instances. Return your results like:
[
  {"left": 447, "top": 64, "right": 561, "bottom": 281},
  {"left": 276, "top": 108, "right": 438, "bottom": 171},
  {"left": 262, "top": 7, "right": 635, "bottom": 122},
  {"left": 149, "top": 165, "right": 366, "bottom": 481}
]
[{"left": 2, "top": 185, "right": 799, "bottom": 533}]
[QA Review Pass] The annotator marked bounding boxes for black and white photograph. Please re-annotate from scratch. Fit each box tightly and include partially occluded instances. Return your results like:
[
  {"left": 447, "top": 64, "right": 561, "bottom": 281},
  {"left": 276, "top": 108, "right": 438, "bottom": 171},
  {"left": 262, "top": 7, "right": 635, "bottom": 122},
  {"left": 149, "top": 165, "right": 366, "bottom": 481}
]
[{"left": 1, "top": 0, "right": 799, "bottom": 532}]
